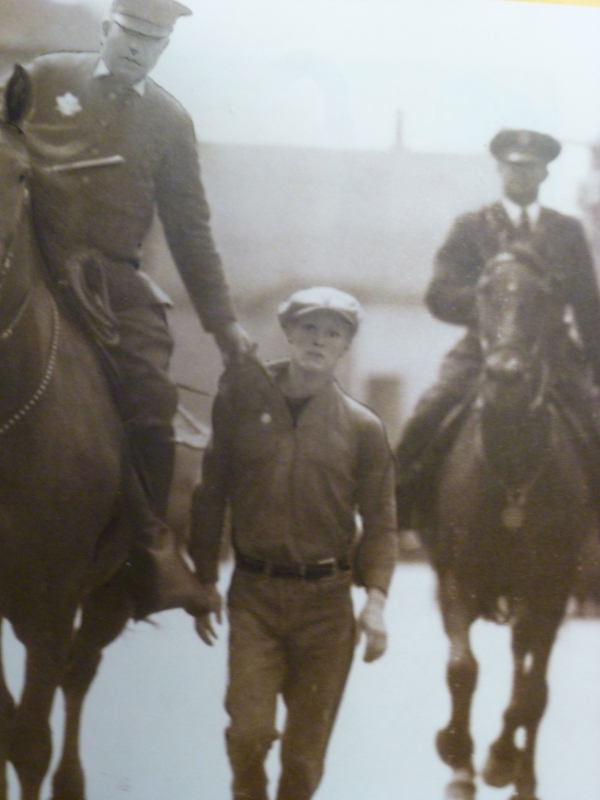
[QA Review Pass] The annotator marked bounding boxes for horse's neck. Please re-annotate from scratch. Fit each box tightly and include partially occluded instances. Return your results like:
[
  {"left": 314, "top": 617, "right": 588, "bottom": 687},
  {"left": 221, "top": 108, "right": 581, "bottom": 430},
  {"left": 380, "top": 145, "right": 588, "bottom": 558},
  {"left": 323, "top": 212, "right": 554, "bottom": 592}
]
[
  {"left": 0, "top": 204, "right": 44, "bottom": 311},
  {"left": 0, "top": 206, "right": 55, "bottom": 414}
]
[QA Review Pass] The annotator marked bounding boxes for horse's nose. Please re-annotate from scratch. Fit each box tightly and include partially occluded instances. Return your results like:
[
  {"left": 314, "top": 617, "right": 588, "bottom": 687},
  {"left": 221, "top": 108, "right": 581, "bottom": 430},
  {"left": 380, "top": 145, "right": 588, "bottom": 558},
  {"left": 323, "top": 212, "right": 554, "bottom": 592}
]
[{"left": 485, "top": 352, "right": 524, "bottom": 381}]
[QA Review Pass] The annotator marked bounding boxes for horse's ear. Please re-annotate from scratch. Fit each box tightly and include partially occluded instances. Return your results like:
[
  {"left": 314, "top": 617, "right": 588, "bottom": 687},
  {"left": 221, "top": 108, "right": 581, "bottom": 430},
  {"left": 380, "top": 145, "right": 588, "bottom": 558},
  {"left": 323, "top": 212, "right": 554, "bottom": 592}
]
[{"left": 4, "top": 65, "right": 32, "bottom": 127}]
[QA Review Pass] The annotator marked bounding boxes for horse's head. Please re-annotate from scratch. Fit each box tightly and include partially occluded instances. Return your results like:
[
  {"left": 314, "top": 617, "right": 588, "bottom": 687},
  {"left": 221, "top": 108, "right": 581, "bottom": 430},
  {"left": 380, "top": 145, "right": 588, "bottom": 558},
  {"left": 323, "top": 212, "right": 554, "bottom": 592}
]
[
  {"left": 475, "top": 248, "right": 557, "bottom": 411},
  {"left": 0, "top": 66, "right": 33, "bottom": 267}
]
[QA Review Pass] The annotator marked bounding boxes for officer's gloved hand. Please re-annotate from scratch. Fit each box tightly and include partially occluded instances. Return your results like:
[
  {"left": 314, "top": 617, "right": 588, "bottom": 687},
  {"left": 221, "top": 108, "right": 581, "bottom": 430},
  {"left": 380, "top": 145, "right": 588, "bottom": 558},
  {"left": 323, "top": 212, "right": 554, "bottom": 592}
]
[
  {"left": 194, "top": 583, "right": 223, "bottom": 646},
  {"left": 356, "top": 588, "right": 388, "bottom": 663},
  {"left": 214, "top": 321, "right": 256, "bottom": 364}
]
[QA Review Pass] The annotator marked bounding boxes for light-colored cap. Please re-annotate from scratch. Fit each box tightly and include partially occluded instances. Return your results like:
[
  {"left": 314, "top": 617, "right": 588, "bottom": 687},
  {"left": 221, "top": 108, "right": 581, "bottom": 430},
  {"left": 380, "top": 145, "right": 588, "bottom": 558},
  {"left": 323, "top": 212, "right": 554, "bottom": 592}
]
[
  {"left": 278, "top": 286, "right": 363, "bottom": 333},
  {"left": 111, "top": 0, "right": 192, "bottom": 38}
]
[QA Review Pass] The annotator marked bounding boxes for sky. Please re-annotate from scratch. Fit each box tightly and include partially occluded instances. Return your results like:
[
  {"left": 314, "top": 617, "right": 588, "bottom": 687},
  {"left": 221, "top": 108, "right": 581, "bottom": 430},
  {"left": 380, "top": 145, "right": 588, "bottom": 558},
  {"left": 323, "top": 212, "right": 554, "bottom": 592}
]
[{"left": 53, "top": 0, "right": 600, "bottom": 213}]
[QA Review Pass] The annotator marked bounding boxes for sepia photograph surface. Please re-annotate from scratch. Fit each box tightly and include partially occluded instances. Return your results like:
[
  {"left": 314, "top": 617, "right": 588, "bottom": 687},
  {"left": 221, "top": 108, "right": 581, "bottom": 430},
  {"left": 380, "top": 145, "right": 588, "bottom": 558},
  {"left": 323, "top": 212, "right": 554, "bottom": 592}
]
[{"left": 1, "top": 0, "right": 599, "bottom": 798}]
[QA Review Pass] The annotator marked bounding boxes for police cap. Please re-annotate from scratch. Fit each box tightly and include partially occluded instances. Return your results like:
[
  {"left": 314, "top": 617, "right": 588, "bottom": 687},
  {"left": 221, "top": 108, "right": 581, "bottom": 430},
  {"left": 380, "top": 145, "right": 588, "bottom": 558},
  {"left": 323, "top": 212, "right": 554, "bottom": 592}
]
[
  {"left": 278, "top": 287, "right": 363, "bottom": 334},
  {"left": 111, "top": 0, "right": 192, "bottom": 38},
  {"left": 490, "top": 129, "right": 561, "bottom": 165}
]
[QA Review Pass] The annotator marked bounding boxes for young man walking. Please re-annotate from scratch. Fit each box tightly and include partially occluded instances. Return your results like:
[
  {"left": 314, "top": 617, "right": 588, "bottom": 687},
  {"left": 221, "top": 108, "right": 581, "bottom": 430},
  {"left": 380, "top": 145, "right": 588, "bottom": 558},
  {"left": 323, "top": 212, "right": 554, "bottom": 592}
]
[{"left": 190, "top": 286, "right": 398, "bottom": 800}]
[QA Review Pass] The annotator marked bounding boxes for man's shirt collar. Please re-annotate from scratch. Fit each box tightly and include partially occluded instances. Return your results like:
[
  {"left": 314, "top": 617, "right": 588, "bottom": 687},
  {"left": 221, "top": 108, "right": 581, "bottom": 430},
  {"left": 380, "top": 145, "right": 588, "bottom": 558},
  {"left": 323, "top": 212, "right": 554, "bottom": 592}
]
[
  {"left": 93, "top": 58, "right": 146, "bottom": 96},
  {"left": 501, "top": 197, "right": 541, "bottom": 226}
]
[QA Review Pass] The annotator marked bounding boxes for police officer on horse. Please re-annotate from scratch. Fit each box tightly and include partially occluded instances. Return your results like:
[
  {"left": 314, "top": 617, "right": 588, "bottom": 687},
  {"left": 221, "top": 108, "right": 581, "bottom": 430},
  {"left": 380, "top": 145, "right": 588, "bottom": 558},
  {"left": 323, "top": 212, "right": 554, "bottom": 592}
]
[
  {"left": 395, "top": 129, "right": 600, "bottom": 527},
  {"left": 15, "top": 0, "right": 253, "bottom": 616}
]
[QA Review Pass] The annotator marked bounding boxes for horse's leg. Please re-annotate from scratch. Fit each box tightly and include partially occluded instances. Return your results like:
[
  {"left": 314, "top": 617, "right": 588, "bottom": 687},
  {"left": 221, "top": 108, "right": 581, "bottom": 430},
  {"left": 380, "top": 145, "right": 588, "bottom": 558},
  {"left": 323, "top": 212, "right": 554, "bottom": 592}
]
[
  {"left": 51, "top": 571, "right": 133, "bottom": 799},
  {"left": 483, "top": 605, "right": 562, "bottom": 800},
  {"left": 8, "top": 635, "right": 70, "bottom": 800},
  {"left": 50, "top": 569, "right": 133, "bottom": 800},
  {"left": 0, "top": 619, "right": 16, "bottom": 800},
  {"left": 436, "top": 572, "right": 478, "bottom": 800}
]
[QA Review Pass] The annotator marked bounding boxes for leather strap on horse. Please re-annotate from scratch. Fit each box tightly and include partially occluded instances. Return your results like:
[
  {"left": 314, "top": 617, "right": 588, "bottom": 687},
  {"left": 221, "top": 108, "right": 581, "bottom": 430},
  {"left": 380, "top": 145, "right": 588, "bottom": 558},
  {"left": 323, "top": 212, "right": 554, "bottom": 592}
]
[{"left": 58, "top": 248, "right": 120, "bottom": 347}]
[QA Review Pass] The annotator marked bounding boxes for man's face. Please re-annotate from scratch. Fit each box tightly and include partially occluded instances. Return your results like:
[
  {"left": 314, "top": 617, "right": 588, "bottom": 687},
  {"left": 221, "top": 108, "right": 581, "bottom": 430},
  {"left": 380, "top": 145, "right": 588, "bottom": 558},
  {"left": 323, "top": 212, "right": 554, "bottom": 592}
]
[
  {"left": 498, "top": 159, "right": 548, "bottom": 206},
  {"left": 100, "top": 20, "right": 169, "bottom": 87},
  {"left": 286, "top": 310, "right": 354, "bottom": 376}
]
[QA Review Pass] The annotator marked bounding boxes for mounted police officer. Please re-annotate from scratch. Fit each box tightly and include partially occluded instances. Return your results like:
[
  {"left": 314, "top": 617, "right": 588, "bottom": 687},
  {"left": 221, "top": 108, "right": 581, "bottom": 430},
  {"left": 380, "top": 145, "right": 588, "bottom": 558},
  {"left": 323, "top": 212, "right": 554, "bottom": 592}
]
[
  {"left": 395, "top": 129, "right": 600, "bottom": 528},
  {"left": 16, "top": 0, "right": 253, "bottom": 616}
]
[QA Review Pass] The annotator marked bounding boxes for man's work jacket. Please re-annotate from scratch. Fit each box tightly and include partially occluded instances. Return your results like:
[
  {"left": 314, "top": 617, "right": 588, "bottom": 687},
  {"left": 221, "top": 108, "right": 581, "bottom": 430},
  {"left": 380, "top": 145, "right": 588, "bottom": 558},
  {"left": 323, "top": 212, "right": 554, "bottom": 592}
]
[{"left": 190, "top": 357, "right": 398, "bottom": 595}]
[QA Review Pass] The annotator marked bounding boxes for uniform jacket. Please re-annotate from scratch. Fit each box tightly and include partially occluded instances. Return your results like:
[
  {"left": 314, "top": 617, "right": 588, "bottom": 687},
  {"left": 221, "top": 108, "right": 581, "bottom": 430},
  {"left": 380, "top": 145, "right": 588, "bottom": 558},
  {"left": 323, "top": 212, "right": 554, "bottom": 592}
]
[
  {"left": 426, "top": 201, "right": 600, "bottom": 383},
  {"left": 190, "top": 357, "right": 398, "bottom": 594},
  {"left": 22, "top": 51, "right": 234, "bottom": 329}
]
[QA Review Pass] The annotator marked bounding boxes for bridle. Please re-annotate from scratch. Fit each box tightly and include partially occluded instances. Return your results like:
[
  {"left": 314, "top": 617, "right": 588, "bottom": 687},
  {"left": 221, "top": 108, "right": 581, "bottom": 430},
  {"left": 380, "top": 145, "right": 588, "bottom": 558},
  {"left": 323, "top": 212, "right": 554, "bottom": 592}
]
[
  {"left": 474, "top": 254, "right": 554, "bottom": 529},
  {"left": 0, "top": 173, "right": 60, "bottom": 437}
]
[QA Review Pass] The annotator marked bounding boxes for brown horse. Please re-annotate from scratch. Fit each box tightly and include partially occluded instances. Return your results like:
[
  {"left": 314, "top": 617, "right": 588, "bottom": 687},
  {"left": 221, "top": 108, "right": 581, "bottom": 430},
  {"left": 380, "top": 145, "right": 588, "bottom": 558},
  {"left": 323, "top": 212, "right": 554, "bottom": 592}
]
[
  {"left": 0, "top": 67, "right": 145, "bottom": 799},
  {"left": 416, "top": 250, "right": 597, "bottom": 800}
]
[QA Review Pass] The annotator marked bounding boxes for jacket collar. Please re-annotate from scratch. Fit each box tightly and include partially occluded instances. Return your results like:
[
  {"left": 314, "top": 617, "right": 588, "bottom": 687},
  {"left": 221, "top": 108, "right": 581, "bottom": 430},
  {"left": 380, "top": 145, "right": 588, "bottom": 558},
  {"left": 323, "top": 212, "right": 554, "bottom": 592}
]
[
  {"left": 93, "top": 57, "right": 146, "bottom": 96},
  {"left": 266, "top": 359, "right": 340, "bottom": 423}
]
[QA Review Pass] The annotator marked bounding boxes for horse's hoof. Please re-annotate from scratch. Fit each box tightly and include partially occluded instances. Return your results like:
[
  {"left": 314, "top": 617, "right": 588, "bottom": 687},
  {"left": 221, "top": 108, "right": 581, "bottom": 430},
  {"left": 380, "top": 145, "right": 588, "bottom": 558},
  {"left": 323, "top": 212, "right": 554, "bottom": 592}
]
[
  {"left": 482, "top": 742, "right": 519, "bottom": 788},
  {"left": 446, "top": 777, "right": 476, "bottom": 800},
  {"left": 509, "top": 795, "right": 540, "bottom": 800}
]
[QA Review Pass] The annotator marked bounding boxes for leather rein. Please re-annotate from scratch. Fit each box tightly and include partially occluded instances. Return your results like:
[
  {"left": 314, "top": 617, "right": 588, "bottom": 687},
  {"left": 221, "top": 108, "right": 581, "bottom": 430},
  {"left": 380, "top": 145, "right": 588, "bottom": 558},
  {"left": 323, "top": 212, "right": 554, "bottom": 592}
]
[{"left": 0, "top": 183, "right": 60, "bottom": 436}]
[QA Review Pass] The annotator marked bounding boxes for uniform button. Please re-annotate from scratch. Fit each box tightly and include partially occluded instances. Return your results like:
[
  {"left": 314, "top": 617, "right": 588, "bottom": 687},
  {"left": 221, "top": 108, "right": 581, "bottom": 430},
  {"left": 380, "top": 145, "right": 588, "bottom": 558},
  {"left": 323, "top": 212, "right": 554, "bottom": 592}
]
[{"left": 82, "top": 176, "right": 90, "bottom": 184}]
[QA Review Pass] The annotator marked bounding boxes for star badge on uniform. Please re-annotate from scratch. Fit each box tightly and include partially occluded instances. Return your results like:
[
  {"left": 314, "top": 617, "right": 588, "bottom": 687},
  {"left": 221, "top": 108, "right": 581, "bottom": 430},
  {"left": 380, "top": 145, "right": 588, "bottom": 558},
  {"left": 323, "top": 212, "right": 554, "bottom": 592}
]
[{"left": 55, "top": 92, "right": 82, "bottom": 117}]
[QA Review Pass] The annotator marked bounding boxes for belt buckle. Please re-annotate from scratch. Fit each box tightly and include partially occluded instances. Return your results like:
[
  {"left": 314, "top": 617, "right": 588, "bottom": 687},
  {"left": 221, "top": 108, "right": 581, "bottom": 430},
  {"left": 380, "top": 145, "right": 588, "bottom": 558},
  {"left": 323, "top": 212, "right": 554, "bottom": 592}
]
[{"left": 317, "top": 557, "right": 336, "bottom": 576}]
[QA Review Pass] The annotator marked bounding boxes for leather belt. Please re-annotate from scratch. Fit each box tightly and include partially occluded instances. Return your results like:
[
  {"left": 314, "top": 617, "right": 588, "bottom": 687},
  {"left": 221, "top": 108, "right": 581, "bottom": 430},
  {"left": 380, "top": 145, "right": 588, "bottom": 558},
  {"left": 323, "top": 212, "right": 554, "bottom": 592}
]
[{"left": 235, "top": 553, "right": 350, "bottom": 580}]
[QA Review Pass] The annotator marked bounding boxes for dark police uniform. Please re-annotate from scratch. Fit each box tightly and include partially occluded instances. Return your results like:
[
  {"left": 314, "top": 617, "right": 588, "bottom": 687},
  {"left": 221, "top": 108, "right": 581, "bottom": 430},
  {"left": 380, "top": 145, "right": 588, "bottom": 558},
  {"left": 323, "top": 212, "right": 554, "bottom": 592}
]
[{"left": 22, "top": 51, "right": 236, "bottom": 513}]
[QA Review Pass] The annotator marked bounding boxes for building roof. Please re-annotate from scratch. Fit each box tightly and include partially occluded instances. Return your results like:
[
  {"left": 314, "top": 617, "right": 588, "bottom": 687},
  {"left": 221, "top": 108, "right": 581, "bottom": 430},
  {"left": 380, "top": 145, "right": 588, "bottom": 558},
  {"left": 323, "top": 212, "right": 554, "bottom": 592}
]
[
  {"left": 0, "top": 0, "right": 100, "bottom": 77},
  {"left": 191, "top": 142, "right": 500, "bottom": 309}
]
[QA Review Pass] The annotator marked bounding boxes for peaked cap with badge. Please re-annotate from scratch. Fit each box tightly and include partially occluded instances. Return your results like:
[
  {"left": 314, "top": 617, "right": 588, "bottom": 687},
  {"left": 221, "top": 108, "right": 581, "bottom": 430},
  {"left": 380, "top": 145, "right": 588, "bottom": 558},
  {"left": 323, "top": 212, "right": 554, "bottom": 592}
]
[
  {"left": 111, "top": 0, "right": 192, "bottom": 38},
  {"left": 490, "top": 129, "right": 561, "bottom": 165}
]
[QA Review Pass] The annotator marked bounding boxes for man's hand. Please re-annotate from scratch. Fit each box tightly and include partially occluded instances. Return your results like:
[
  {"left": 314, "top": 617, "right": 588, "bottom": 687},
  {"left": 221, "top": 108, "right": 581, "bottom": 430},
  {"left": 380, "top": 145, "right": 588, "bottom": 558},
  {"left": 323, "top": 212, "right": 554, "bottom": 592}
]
[
  {"left": 194, "top": 583, "right": 223, "bottom": 646},
  {"left": 214, "top": 321, "right": 255, "bottom": 364},
  {"left": 356, "top": 588, "right": 387, "bottom": 663}
]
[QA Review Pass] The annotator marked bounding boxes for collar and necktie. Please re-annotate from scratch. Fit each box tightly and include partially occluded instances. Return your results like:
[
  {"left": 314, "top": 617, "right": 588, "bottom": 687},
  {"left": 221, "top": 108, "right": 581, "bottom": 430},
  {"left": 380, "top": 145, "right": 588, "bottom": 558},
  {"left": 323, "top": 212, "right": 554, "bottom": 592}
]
[
  {"left": 501, "top": 198, "right": 540, "bottom": 240},
  {"left": 517, "top": 207, "right": 531, "bottom": 237}
]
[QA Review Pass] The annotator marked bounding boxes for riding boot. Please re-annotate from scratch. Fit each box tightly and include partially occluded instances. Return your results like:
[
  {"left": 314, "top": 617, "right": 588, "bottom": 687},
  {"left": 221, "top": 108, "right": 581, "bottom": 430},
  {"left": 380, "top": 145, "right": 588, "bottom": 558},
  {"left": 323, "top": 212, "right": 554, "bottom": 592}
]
[
  {"left": 122, "top": 436, "right": 210, "bottom": 620},
  {"left": 127, "top": 423, "right": 175, "bottom": 519},
  {"left": 395, "top": 389, "right": 460, "bottom": 529}
]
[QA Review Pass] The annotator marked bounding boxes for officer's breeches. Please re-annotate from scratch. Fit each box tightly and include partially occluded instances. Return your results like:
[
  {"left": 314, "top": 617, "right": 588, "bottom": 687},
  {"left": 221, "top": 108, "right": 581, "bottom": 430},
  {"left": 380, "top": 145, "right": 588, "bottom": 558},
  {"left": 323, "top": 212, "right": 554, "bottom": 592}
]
[
  {"left": 395, "top": 331, "right": 481, "bottom": 470},
  {"left": 110, "top": 304, "right": 178, "bottom": 428}
]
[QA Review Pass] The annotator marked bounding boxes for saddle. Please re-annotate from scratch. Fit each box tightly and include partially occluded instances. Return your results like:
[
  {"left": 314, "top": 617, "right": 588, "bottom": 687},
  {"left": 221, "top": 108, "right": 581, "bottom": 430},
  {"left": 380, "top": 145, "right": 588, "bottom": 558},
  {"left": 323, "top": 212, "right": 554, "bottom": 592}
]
[
  {"left": 45, "top": 247, "right": 135, "bottom": 420},
  {"left": 57, "top": 248, "right": 120, "bottom": 347}
]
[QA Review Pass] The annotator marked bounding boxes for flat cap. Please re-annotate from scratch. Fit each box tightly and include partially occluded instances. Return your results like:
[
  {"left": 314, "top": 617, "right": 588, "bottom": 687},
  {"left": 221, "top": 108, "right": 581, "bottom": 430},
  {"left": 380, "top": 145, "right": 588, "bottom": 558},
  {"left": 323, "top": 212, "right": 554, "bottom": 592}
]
[
  {"left": 278, "top": 286, "right": 363, "bottom": 333},
  {"left": 111, "top": 0, "right": 192, "bottom": 38},
  {"left": 490, "top": 129, "right": 561, "bottom": 165}
]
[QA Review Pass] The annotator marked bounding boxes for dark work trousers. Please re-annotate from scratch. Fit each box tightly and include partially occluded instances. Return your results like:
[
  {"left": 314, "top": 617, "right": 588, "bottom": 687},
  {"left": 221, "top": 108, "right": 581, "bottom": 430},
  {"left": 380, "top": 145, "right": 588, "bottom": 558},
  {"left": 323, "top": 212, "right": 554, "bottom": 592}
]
[
  {"left": 225, "top": 568, "right": 356, "bottom": 800},
  {"left": 110, "top": 304, "right": 179, "bottom": 517}
]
